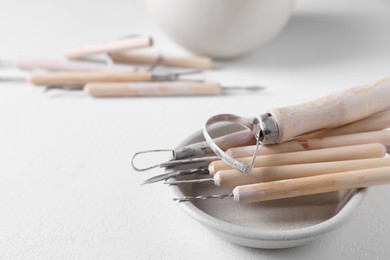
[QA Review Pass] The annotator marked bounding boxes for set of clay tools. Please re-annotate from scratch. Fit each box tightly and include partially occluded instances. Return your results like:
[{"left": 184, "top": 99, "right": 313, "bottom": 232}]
[
  {"left": 133, "top": 77, "right": 390, "bottom": 203},
  {"left": 0, "top": 35, "right": 264, "bottom": 97}
]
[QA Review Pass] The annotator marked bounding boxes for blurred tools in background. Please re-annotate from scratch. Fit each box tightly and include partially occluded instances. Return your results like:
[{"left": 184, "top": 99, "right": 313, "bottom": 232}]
[{"left": 0, "top": 35, "right": 265, "bottom": 97}]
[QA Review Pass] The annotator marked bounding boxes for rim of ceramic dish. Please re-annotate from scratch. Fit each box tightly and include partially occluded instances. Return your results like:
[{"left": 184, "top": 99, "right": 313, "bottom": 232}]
[
  {"left": 169, "top": 185, "right": 367, "bottom": 242},
  {"left": 167, "top": 127, "right": 368, "bottom": 242}
]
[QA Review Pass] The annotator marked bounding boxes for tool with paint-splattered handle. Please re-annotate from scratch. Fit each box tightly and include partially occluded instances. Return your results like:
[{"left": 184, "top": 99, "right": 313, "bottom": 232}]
[{"left": 84, "top": 81, "right": 265, "bottom": 97}]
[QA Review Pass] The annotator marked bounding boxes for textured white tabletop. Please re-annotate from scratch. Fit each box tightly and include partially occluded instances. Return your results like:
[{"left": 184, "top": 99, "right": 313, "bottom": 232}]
[{"left": 1, "top": 0, "right": 390, "bottom": 259}]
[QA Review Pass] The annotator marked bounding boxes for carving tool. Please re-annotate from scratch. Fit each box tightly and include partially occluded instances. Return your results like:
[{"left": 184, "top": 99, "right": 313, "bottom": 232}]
[
  {"left": 109, "top": 52, "right": 212, "bottom": 70},
  {"left": 132, "top": 108, "right": 390, "bottom": 172},
  {"left": 202, "top": 77, "right": 390, "bottom": 173},
  {"left": 64, "top": 35, "right": 153, "bottom": 59},
  {"left": 173, "top": 166, "right": 390, "bottom": 203},
  {"left": 84, "top": 81, "right": 265, "bottom": 97},
  {"left": 0, "top": 57, "right": 135, "bottom": 72},
  {"left": 0, "top": 70, "right": 203, "bottom": 87},
  {"left": 225, "top": 130, "right": 390, "bottom": 158},
  {"left": 166, "top": 157, "right": 390, "bottom": 187},
  {"left": 132, "top": 129, "right": 256, "bottom": 171},
  {"left": 142, "top": 143, "right": 386, "bottom": 184}
]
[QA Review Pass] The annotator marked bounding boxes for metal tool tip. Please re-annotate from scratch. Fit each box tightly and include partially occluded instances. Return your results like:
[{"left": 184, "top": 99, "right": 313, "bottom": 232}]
[
  {"left": 222, "top": 85, "right": 266, "bottom": 92},
  {"left": 131, "top": 149, "right": 174, "bottom": 172},
  {"left": 245, "top": 85, "right": 266, "bottom": 91},
  {"left": 164, "top": 178, "right": 213, "bottom": 185},
  {"left": 173, "top": 193, "right": 233, "bottom": 202}
]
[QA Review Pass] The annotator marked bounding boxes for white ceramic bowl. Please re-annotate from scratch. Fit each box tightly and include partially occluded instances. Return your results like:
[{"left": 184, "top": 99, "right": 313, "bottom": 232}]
[
  {"left": 167, "top": 126, "right": 367, "bottom": 249},
  {"left": 145, "top": 0, "right": 296, "bottom": 59}
]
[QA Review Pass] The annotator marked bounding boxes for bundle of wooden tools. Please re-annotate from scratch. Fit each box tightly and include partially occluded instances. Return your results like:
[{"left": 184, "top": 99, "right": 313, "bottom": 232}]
[
  {"left": 133, "top": 78, "right": 390, "bottom": 204},
  {"left": 0, "top": 35, "right": 265, "bottom": 97}
]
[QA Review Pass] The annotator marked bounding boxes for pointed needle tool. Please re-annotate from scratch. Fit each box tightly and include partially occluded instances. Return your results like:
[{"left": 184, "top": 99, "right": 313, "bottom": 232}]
[
  {"left": 0, "top": 70, "right": 205, "bottom": 88},
  {"left": 142, "top": 166, "right": 209, "bottom": 185},
  {"left": 164, "top": 178, "right": 214, "bottom": 185},
  {"left": 173, "top": 193, "right": 233, "bottom": 202},
  {"left": 131, "top": 153, "right": 219, "bottom": 172}
]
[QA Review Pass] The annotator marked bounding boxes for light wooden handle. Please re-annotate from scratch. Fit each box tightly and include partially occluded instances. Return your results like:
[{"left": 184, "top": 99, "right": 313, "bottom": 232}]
[
  {"left": 109, "top": 52, "right": 212, "bottom": 70},
  {"left": 215, "top": 158, "right": 390, "bottom": 187},
  {"left": 233, "top": 166, "right": 390, "bottom": 203},
  {"left": 208, "top": 143, "right": 386, "bottom": 176},
  {"left": 85, "top": 81, "right": 221, "bottom": 97},
  {"left": 63, "top": 36, "right": 153, "bottom": 59},
  {"left": 15, "top": 57, "right": 135, "bottom": 72},
  {"left": 28, "top": 71, "right": 152, "bottom": 87},
  {"left": 269, "top": 78, "right": 390, "bottom": 143},
  {"left": 226, "top": 130, "right": 390, "bottom": 158},
  {"left": 322, "top": 109, "right": 390, "bottom": 137}
]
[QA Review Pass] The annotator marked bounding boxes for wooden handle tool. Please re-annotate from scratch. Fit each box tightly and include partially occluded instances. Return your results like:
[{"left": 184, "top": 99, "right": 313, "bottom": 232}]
[
  {"left": 208, "top": 143, "right": 387, "bottom": 176},
  {"left": 28, "top": 71, "right": 152, "bottom": 87},
  {"left": 85, "top": 81, "right": 221, "bottom": 97},
  {"left": 109, "top": 52, "right": 212, "bottom": 70},
  {"left": 64, "top": 36, "right": 153, "bottom": 59},
  {"left": 268, "top": 78, "right": 390, "bottom": 143},
  {"left": 203, "top": 78, "right": 390, "bottom": 173},
  {"left": 321, "top": 109, "right": 390, "bottom": 137},
  {"left": 226, "top": 130, "right": 390, "bottom": 158},
  {"left": 233, "top": 166, "right": 390, "bottom": 203},
  {"left": 14, "top": 57, "right": 135, "bottom": 72},
  {"left": 215, "top": 158, "right": 390, "bottom": 187}
]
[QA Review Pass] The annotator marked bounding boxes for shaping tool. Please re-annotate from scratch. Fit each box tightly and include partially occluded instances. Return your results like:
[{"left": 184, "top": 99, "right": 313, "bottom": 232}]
[
  {"left": 225, "top": 130, "right": 390, "bottom": 158},
  {"left": 109, "top": 52, "right": 212, "bottom": 70},
  {"left": 143, "top": 143, "right": 386, "bottom": 184},
  {"left": 133, "top": 107, "right": 390, "bottom": 174},
  {"left": 173, "top": 166, "right": 390, "bottom": 203},
  {"left": 0, "top": 57, "right": 136, "bottom": 72},
  {"left": 0, "top": 70, "right": 203, "bottom": 87},
  {"left": 202, "top": 78, "right": 390, "bottom": 173},
  {"left": 64, "top": 35, "right": 153, "bottom": 59},
  {"left": 84, "top": 81, "right": 265, "bottom": 97},
  {"left": 166, "top": 157, "right": 390, "bottom": 187}
]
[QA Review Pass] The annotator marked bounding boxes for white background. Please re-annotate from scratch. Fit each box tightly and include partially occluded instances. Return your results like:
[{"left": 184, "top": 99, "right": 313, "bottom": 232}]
[{"left": 1, "top": 0, "right": 390, "bottom": 259}]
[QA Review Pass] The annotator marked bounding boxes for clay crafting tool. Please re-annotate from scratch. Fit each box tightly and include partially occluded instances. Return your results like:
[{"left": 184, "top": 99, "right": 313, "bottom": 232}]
[
  {"left": 64, "top": 35, "right": 153, "bottom": 59},
  {"left": 225, "top": 130, "right": 390, "bottom": 158},
  {"left": 201, "top": 77, "right": 390, "bottom": 173},
  {"left": 174, "top": 166, "right": 390, "bottom": 203},
  {"left": 142, "top": 143, "right": 386, "bottom": 184},
  {"left": 133, "top": 108, "right": 390, "bottom": 173},
  {"left": 109, "top": 52, "right": 212, "bottom": 70},
  {"left": 84, "top": 81, "right": 265, "bottom": 97},
  {"left": 166, "top": 157, "right": 390, "bottom": 187},
  {"left": 0, "top": 57, "right": 136, "bottom": 72},
  {"left": 0, "top": 70, "right": 204, "bottom": 88},
  {"left": 133, "top": 129, "right": 256, "bottom": 172}
]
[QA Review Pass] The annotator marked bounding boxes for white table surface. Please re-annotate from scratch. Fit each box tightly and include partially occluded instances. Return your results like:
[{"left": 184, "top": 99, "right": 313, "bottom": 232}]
[{"left": 1, "top": 0, "right": 390, "bottom": 259}]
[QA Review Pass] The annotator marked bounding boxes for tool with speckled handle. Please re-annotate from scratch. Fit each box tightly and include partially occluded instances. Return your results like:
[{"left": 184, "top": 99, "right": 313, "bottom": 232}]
[
  {"left": 226, "top": 130, "right": 390, "bottom": 158},
  {"left": 85, "top": 82, "right": 221, "bottom": 97},
  {"left": 215, "top": 158, "right": 390, "bottom": 187},
  {"left": 267, "top": 78, "right": 390, "bottom": 143},
  {"left": 109, "top": 52, "right": 212, "bottom": 70},
  {"left": 208, "top": 143, "right": 386, "bottom": 176},
  {"left": 28, "top": 71, "right": 152, "bottom": 87},
  {"left": 233, "top": 166, "right": 390, "bottom": 203},
  {"left": 85, "top": 82, "right": 264, "bottom": 97},
  {"left": 63, "top": 36, "right": 153, "bottom": 59}
]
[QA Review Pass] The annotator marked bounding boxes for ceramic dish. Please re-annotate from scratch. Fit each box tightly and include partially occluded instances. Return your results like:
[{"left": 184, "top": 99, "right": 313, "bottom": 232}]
[
  {"left": 145, "top": 0, "right": 296, "bottom": 59},
  {"left": 167, "top": 126, "right": 367, "bottom": 249}
]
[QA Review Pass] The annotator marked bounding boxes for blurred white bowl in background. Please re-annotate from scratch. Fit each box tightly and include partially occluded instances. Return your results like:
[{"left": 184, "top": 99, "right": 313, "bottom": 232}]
[{"left": 144, "top": 0, "right": 296, "bottom": 59}]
